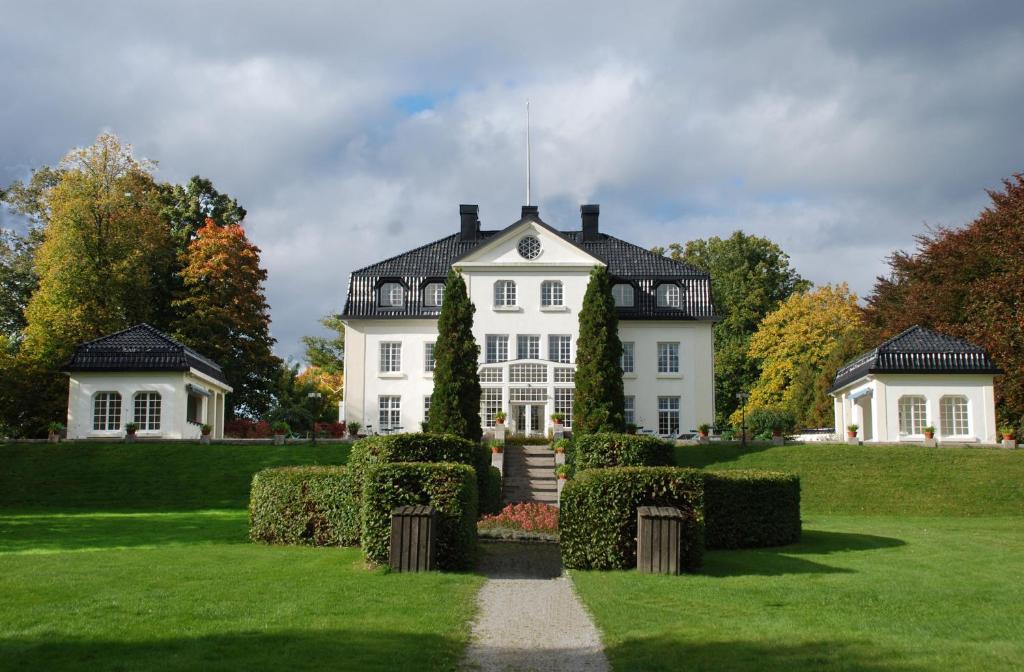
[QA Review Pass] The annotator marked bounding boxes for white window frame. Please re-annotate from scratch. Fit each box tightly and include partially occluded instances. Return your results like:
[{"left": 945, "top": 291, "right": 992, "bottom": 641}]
[
  {"left": 379, "top": 341, "right": 402, "bottom": 373},
  {"left": 554, "top": 388, "right": 574, "bottom": 429},
  {"left": 423, "top": 395, "right": 432, "bottom": 424},
  {"left": 424, "top": 342, "right": 436, "bottom": 373},
  {"left": 898, "top": 395, "right": 928, "bottom": 437},
  {"left": 481, "top": 388, "right": 503, "bottom": 428},
  {"left": 541, "top": 280, "right": 564, "bottom": 307},
  {"left": 624, "top": 396, "right": 635, "bottom": 426},
  {"left": 612, "top": 283, "right": 635, "bottom": 307},
  {"left": 621, "top": 342, "right": 635, "bottom": 374},
  {"left": 379, "top": 282, "right": 405, "bottom": 308},
  {"left": 517, "top": 334, "right": 540, "bottom": 360},
  {"left": 93, "top": 392, "right": 122, "bottom": 432},
  {"left": 657, "top": 342, "right": 680, "bottom": 374},
  {"left": 656, "top": 283, "right": 680, "bottom": 308},
  {"left": 485, "top": 335, "right": 509, "bottom": 363},
  {"left": 423, "top": 282, "right": 444, "bottom": 307},
  {"left": 940, "top": 395, "right": 970, "bottom": 437},
  {"left": 510, "top": 363, "right": 547, "bottom": 383},
  {"left": 132, "top": 392, "right": 162, "bottom": 432},
  {"left": 379, "top": 395, "right": 401, "bottom": 430},
  {"left": 658, "top": 396, "right": 680, "bottom": 436},
  {"left": 549, "top": 335, "right": 572, "bottom": 364},
  {"left": 494, "top": 280, "right": 517, "bottom": 307}
]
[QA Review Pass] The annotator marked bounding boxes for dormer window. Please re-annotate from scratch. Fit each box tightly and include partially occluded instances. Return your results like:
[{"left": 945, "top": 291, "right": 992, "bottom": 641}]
[
  {"left": 656, "top": 283, "right": 680, "bottom": 308},
  {"left": 612, "top": 283, "right": 635, "bottom": 307},
  {"left": 379, "top": 282, "right": 404, "bottom": 308},
  {"left": 423, "top": 282, "right": 444, "bottom": 307},
  {"left": 494, "top": 280, "right": 517, "bottom": 306}
]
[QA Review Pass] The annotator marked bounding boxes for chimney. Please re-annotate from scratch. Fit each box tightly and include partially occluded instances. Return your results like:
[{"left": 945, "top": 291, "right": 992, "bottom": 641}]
[
  {"left": 459, "top": 204, "right": 480, "bottom": 241},
  {"left": 581, "top": 204, "right": 600, "bottom": 241},
  {"left": 521, "top": 205, "right": 539, "bottom": 220}
]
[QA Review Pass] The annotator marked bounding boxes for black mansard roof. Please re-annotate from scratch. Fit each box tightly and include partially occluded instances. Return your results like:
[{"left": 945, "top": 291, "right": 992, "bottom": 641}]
[
  {"left": 830, "top": 325, "right": 1001, "bottom": 392},
  {"left": 342, "top": 214, "right": 715, "bottom": 320},
  {"left": 64, "top": 324, "right": 230, "bottom": 385}
]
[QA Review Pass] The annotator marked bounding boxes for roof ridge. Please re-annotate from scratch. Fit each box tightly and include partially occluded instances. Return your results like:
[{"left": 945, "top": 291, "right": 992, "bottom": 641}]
[
  {"left": 597, "top": 234, "right": 707, "bottom": 276},
  {"left": 351, "top": 232, "right": 464, "bottom": 275}
]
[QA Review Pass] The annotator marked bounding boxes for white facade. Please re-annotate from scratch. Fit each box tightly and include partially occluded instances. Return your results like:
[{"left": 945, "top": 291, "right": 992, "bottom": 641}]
[
  {"left": 831, "top": 373, "right": 998, "bottom": 444},
  {"left": 66, "top": 369, "right": 232, "bottom": 440},
  {"left": 343, "top": 218, "right": 715, "bottom": 438}
]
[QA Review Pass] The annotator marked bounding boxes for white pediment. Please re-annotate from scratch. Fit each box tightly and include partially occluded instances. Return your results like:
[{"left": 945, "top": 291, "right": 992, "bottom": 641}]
[{"left": 454, "top": 220, "right": 604, "bottom": 269}]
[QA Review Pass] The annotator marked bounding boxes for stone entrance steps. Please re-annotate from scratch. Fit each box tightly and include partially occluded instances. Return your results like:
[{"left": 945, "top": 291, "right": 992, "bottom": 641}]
[{"left": 502, "top": 444, "right": 557, "bottom": 504}]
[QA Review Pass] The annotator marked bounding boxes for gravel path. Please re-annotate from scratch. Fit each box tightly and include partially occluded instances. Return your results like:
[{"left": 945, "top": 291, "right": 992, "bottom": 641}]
[{"left": 462, "top": 542, "right": 610, "bottom": 672}]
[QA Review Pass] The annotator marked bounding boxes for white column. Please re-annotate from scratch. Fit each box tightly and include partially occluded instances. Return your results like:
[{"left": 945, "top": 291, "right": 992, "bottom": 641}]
[{"left": 525, "top": 404, "right": 533, "bottom": 437}]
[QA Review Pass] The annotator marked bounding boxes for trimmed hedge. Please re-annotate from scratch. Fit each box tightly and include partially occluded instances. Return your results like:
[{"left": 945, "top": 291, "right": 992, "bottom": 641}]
[
  {"left": 249, "top": 466, "right": 359, "bottom": 546},
  {"left": 480, "top": 466, "right": 503, "bottom": 517},
  {"left": 703, "top": 470, "right": 801, "bottom": 548},
  {"left": 361, "top": 462, "right": 478, "bottom": 570},
  {"left": 559, "top": 467, "right": 704, "bottom": 571},
  {"left": 573, "top": 432, "right": 675, "bottom": 471}
]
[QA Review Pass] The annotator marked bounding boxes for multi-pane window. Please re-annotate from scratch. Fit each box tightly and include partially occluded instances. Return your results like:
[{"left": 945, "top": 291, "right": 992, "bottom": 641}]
[
  {"left": 554, "top": 367, "right": 575, "bottom": 383},
  {"left": 940, "top": 396, "right": 969, "bottom": 436},
  {"left": 480, "top": 367, "right": 503, "bottom": 383},
  {"left": 423, "top": 282, "right": 445, "bottom": 307},
  {"left": 379, "top": 395, "right": 401, "bottom": 430},
  {"left": 481, "top": 388, "right": 503, "bottom": 428},
  {"left": 93, "top": 392, "right": 122, "bottom": 431},
  {"left": 624, "top": 396, "right": 635, "bottom": 425},
  {"left": 612, "top": 284, "right": 635, "bottom": 307},
  {"left": 510, "top": 388, "right": 548, "bottom": 402},
  {"left": 379, "top": 282, "right": 404, "bottom": 308},
  {"left": 621, "top": 342, "right": 635, "bottom": 373},
  {"left": 380, "top": 342, "right": 402, "bottom": 372},
  {"left": 485, "top": 335, "right": 509, "bottom": 363},
  {"left": 554, "top": 388, "right": 574, "bottom": 428},
  {"left": 494, "top": 280, "right": 517, "bottom": 306},
  {"left": 656, "top": 283, "right": 680, "bottom": 308},
  {"left": 657, "top": 342, "right": 679, "bottom": 374},
  {"left": 658, "top": 396, "right": 680, "bottom": 436},
  {"left": 510, "top": 363, "right": 547, "bottom": 383},
  {"left": 549, "top": 335, "right": 572, "bottom": 363},
  {"left": 424, "top": 342, "right": 436, "bottom": 372},
  {"left": 541, "top": 280, "right": 564, "bottom": 306},
  {"left": 898, "top": 395, "right": 928, "bottom": 436},
  {"left": 133, "top": 392, "right": 161, "bottom": 431},
  {"left": 517, "top": 334, "right": 540, "bottom": 360},
  {"left": 423, "top": 395, "right": 432, "bottom": 423}
]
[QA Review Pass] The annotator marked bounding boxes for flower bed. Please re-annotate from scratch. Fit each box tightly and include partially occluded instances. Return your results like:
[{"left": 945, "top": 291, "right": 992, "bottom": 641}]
[{"left": 478, "top": 502, "right": 559, "bottom": 534}]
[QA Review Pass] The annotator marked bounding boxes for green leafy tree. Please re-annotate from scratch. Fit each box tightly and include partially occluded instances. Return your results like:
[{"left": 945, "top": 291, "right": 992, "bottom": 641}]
[
  {"left": 267, "top": 361, "right": 321, "bottom": 432},
  {"left": 173, "top": 219, "right": 280, "bottom": 419},
  {"left": 659, "top": 233, "right": 810, "bottom": 426},
  {"left": 427, "top": 269, "right": 481, "bottom": 442},
  {"left": 573, "top": 266, "right": 625, "bottom": 434},
  {"left": 302, "top": 314, "right": 345, "bottom": 374},
  {"left": 159, "top": 175, "right": 247, "bottom": 245},
  {"left": 0, "top": 227, "right": 42, "bottom": 341}
]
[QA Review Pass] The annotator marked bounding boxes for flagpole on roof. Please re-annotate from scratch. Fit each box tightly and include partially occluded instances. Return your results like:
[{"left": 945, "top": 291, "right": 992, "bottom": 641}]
[{"left": 526, "top": 99, "right": 532, "bottom": 206}]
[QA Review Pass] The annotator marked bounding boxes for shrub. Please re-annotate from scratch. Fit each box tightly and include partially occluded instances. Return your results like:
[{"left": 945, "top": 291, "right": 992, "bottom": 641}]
[
  {"left": 271, "top": 420, "right": 290, "bottom": 434},
  {"left": 249, "top": 466, "right": 359, "bottom": 546},
  {"left": 573, "top": 432, "right": 675, "bottom": 471},
  {"left": 348, "top": 432, "right": 477, "bottom": 495},
  {"left": 361, "top": 462, "right": 477, "bottom": 570},
  {"left": 480, "top": 466, "right": 503, "bottom": 517},
  {"left": 703, "top": 470, "right": 801, "bottom": 549},
  {"left": 505, "top": 435, "right": 550, "bottom": 446},
  {"left": 225, "top": 418, "right": 272, "bottom": 438},
  {"left": 479, "top": 502, "right": 558, "bottom": 534},
  {"left": 559, "top": 466, "right": 704, "bottom": 571},
  {"left": 316, "top": 422, "right": 347, "bottom": 438},
  {"left": 746, "top": 407, "right": 796, "bottom": 436}
]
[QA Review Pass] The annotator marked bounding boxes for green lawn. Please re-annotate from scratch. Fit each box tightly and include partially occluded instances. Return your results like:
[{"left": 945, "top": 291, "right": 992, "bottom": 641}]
[
  {"left": 570, "top": 443, "right": 1024, "bottom": 671},
  {"left": 0, "top": 443, "right": 483, "bottom": 671}
]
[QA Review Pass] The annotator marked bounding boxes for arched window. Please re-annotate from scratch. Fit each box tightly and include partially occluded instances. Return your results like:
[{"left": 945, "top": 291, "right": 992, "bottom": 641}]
[
  {"left": 541, "top": 280, "right": 563, "bottom": 306},
  {"left": 423, "top": 282, "right": 444, "bottom": 307},
  {"left": 612, "top": 284, "right": 635, "bottom": 307},
  {"left": 656, "top": 283, "right": 680, "bottom": 308},
  {"left": 940, "top": 396, "right": 969, "bottom": 436},
  {"left": 898, "top": 395, "right": 928, "bottom": 436},
  {"left": 378, "top": 282, "right": 404, "bottom": 308},
  {"left": 494, "top": 280, "right": 517, "bottom": 306},
  {"left": 93, "top": 392, "right": 122, "bottom": 431},
  {"left": 133, "top": 392, "right": 162, "bottom": 431}
]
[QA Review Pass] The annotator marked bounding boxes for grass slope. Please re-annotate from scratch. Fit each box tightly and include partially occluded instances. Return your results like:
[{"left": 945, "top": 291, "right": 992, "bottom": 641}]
[
  {"left": 0, "top": 442, "right": 483, "bottom": 671},
  {"left": 675, "top": 442, "right": 1024, "bottom": 515},
  {"left": 0, "top": 443, "right": 352, "bottom": 510}
]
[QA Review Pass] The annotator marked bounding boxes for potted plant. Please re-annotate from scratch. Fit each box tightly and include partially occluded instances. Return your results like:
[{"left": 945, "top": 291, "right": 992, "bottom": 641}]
[
  {"left": 125, "top": 422, "right": 139, "bottom": 443},
  {"left": 550, "top": 412, "right": 565, "bottom": 425},
  {"left": 999, "top": 425, "right": 1015, "bottom": 441},
  {"left": 271, "top": 421, "right": 290, "bottom": 445},
  {"left": 495, "top": 410, "right": 507, "bottom": 425},
  {"left": 555, "top": 464, "right": 570, "bottom": 480},
  {"left": 846, "top": 424, "right": 858, "bottom": 438},
  {"left": 697, "top": 422, "right": 711, "bottom": 439},
  {"left": 553, "top": 438, "right": 570, "bottom": 454},
  {"left": 490, "top": 440, "right": 503, "bottom": 454},
  {"left": 625, "top": 423, "right": 638, "bottom": 435},
  {"left": 347, "top": 421, "right": 362, "bottom": 438},
  {"left": 47, "top": 421, "right": 65, "bottom": 443},
  {"left": 923, "top": 425, "right": 936, "bottom": 440},
  {"left": 200, "top": 423, "right": 213, "bottom": 444}
]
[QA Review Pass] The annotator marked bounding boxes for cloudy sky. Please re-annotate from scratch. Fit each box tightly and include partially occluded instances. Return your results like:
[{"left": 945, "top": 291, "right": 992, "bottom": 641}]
[{"left": 2, "top": 1, "right": 1022, "bottom": 360}]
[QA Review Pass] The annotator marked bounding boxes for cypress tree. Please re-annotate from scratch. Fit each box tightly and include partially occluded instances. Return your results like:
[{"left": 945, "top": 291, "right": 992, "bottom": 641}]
[
  {"left": 573, "top": 266, "right": 625, "bottom": 435},
  {"left": 428, "top": 269, "right": 482, "bottom": 442}
]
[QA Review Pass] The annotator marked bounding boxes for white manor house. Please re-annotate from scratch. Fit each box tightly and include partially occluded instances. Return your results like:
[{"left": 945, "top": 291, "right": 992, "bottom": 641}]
[{"left": 340, "top": 204, "right": 716, "bottom": 438}]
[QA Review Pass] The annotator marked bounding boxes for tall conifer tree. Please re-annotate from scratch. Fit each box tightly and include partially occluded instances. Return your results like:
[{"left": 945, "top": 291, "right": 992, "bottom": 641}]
[
  {"left": 427, "top": 269, "right": 481, "bottom": 442},
  {"left": 573, "top": 266, "right": 625, "bottom": 434}
]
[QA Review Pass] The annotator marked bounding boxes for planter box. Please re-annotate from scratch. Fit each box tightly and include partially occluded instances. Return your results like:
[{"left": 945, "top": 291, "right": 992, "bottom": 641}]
[
  {"left": 923, "top": 437, "right": 937, "bottom": 448},
  {"left": 846, "top": 436, "right": 859, "bottom": 445},
  {"left": 552, "top": 424, "right": 564, "bottom": 440},
  {"left": 494, "top": 424, "right": 506, "bottom": 443},
  {"left": 554, "top": 451, "right": 566, "bottom": 466},
  {"left": 200, "top": 435, "right": 211, "bottom": 445},
  {"left": 772, "top": 435, "right": 784, "bottom": 445},
  {"left": 556, "top": 477, "right": 566, "bottom": 506},
  {"left": 636, "top": 506, "right": 685, "bottom": 575},
  {"left": 273, "top": 434, "right": 285, "bottom": 446},
  {"left": 124, "top": 434, "right": 137, "bottom": 444},
  {"left": 389, "top": 505, "right": 437, "bottom": 572},
  {"left": 1002, "top": 439, "right": 1017, "bottom": 449},
  {"left": 491, "top": 451, "right": 503, "bottom": 475},
  {"left": 698, "top": 435, "right": 710, "bottom": 444}
]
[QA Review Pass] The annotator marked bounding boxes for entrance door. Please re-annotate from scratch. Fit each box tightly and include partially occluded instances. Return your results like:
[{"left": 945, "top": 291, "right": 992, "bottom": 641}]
[
  {"left": 530, "top": 404, "right": 543, "bottom": 434},
  {"left": 511, "top": 405, "right": 527, "bottom": 435}
]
